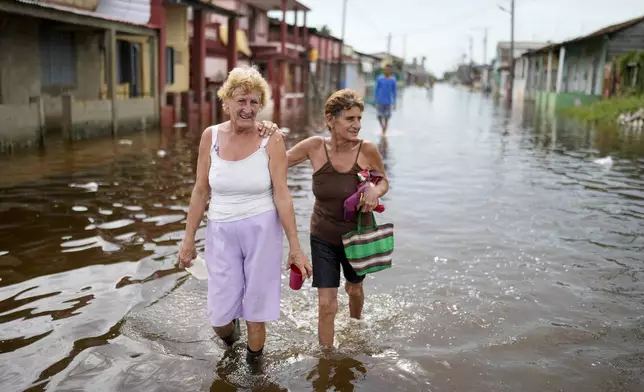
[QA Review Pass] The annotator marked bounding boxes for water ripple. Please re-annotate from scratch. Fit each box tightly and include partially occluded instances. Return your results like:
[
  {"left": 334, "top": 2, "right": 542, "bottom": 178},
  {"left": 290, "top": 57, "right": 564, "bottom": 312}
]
[{"left": 0, "top": 86, "right": 643, "bottom": 391}]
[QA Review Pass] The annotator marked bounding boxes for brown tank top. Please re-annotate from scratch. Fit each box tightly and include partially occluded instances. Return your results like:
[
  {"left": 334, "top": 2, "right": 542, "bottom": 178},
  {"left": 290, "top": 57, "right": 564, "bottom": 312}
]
[{"left": 310, "top": 140, "right": 374, "bottom": 245}]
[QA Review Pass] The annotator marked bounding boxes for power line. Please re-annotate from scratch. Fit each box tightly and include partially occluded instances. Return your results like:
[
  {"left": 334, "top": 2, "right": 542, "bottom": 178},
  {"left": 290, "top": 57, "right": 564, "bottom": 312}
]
[
  {"left": 351, "top": 0, "right": 384, "bottom": 38},
  {"left": 348, "top": 0, "right": 537, "bottom": 42},
  {"left": 348, "top": 3, "right": 498, "bottom": 40}
]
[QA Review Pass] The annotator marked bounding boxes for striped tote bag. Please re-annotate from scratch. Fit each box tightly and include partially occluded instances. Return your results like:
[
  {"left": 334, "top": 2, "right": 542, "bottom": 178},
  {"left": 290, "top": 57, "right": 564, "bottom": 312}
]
[{"left": 342, "top": 213, "right": 394, "bottom": 276}]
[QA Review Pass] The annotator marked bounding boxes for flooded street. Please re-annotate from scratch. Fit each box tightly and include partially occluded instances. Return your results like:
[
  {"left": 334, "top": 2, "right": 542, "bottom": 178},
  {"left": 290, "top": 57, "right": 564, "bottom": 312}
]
[{"left": 1, "top": 85, "right": 643, "bottom": 391}]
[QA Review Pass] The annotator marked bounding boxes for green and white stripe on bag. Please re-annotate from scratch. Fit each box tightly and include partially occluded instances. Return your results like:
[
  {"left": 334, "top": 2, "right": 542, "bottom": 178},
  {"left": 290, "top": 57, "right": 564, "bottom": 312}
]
[{"left": 342, "top": 212, "right": 394, "bottom": 276}]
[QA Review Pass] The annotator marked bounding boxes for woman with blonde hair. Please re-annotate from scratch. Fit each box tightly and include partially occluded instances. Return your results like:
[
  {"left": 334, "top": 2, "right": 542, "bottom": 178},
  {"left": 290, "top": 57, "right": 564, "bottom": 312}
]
[{"left": 177, "top": 65, "right": 312, "bottom": 363}]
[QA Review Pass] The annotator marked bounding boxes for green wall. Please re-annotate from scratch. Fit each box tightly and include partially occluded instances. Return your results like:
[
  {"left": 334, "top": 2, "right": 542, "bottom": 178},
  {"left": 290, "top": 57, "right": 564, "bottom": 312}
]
[{"left": 535, "top": 90, "right": 601, "bottom": 115}]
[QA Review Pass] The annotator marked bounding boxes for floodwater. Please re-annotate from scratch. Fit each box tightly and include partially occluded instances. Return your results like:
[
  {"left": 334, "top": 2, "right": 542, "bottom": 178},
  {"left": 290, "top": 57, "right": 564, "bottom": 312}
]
[{"left": 1, "top": 85, "right": 643, "bottom": 392}]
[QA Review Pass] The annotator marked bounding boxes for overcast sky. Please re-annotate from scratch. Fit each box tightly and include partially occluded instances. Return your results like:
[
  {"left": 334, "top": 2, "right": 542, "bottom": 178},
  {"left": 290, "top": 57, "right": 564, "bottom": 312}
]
[{"left": 282, "top": 0, "right": 644, "bottom": 75}]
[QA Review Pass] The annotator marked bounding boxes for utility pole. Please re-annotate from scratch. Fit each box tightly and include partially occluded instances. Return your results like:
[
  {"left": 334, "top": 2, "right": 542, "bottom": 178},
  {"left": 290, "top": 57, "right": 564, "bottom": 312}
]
[
  {"left": 468, "top": 35, "right": 473, "bottom": 65},
  {"left": 483, "top": 27, "right": 488, "bottom": 64},
  {"left": 508, "top": 0, "right": 515, "bottom": 105},
  {"left": 338, "top": 0, "right": 347, "bottom": 89},
  {"left": 472, "top": 26, "right": 490, "bottom": 64},
  {"left": 387, "top": 32, "right": 392, "bottom": 57},
  {"left": 402, "top": 34, "right": 407, "bottom": 64},
  {"left": 499, "top": 1, "right": 516, "bottom": 104}
]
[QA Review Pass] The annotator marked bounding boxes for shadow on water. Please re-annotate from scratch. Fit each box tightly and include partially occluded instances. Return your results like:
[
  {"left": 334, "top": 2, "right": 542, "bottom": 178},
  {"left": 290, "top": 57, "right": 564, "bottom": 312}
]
[{"left": 1, "top": 85, "right": 644, "bottom": 391}]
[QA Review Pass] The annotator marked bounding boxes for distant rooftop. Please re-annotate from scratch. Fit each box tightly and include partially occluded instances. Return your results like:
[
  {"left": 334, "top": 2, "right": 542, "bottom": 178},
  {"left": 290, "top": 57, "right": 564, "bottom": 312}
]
[
  {"left": 496, "top": 41, "right": 550, "bottom": 51},
  {"left": 524, "top": 14, "right": 644, "bottom": 55}
]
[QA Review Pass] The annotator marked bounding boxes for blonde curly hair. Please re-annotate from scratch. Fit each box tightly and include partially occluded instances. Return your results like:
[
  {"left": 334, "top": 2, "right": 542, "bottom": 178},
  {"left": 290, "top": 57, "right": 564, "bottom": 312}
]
[{"left": 217, "top": 65, "right": 270, "bottom": 108}]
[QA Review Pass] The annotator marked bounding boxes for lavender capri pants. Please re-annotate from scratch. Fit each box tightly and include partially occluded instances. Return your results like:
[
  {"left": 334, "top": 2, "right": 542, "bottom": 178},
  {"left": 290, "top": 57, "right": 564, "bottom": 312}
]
[{"left": 205, "top": 210, "right": 283, "bottom": 327}]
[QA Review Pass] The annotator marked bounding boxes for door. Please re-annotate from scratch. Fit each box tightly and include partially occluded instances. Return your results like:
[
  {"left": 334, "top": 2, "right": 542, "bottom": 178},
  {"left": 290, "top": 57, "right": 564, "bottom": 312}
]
[
  {"left": 602, "top": 61, "right": 614, "bottom": 98},
  {"left": 117, "top": 40, "right": 141, "bottom": 97},
  {"left": 129, "top": 43, "right": 141, "bottom": 97}
]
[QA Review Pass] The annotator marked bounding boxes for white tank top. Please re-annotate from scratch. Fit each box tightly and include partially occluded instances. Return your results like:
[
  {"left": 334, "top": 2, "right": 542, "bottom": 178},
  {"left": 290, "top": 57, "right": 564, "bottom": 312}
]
[{"left": 207, "top": 125, "right": 276, "bottom": 222}]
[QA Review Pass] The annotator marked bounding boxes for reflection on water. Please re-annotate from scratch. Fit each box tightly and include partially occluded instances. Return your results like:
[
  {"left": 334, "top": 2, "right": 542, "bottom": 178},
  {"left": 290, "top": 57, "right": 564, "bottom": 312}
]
[
  {"left": 1, "top": 85, "right": 644, "bottom": 391},
  {"left": 306, "top": 355, "right": 367, "bottom": 392}
]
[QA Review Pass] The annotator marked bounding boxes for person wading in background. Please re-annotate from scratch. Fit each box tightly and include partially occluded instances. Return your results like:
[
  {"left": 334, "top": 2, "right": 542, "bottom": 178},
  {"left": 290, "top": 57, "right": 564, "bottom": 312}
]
[{"left": 374, "top": 63, "right": 397, "bottom": 134}]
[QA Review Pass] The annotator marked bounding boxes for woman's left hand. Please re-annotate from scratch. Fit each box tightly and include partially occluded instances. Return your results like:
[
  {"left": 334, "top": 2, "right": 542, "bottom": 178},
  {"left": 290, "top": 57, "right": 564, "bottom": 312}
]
[
  {"left": 257, "top": 121, "right": 280, "bottom": 137},
  {"left": 287, "top": 249, "right": 312, "bottom": 280},
  {"left": 358, "top": 182, "right": 380, "bottom": 212}
]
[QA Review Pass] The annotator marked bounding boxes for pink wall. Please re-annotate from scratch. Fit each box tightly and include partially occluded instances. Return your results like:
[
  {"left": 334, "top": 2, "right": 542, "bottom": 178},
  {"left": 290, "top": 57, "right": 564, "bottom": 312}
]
[
  {"left": 331, "top": 41, "right": 340, "bottom": 60},
  {"left": 252, "top": 12, "right": 268, "bottom": 44},
  {"left": 205, "top": 2, "right": 268, "bottom": 44},
  {"left": 309, "top": 35, "right": 340, "bottom": 61},
  {"left": 309, "top": 35, "right": 320, "bottom": 54}
]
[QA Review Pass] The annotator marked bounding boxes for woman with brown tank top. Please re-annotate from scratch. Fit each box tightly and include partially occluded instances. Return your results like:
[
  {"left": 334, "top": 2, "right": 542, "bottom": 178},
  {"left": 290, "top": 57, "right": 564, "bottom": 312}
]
[{"left": 286, "top": 89, "right": 389, "bottom": 347}]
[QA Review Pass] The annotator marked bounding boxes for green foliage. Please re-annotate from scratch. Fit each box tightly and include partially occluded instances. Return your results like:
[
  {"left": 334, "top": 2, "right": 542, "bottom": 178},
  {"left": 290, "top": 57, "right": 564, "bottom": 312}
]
[
  {"left": 320, "top": 25, "right": 332, "bottom": 36},
  {"left": 560, "top": 96, "right": 644, "bottom": 124},
  {"left": 617, "top": 51, "right": 644, "bottom": 96}
]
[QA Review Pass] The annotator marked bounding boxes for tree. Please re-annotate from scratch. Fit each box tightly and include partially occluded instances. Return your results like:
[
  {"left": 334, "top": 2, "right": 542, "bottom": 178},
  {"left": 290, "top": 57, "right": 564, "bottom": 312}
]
[{"left": 320, "top": 25, "right": 332, "bottom": 36}]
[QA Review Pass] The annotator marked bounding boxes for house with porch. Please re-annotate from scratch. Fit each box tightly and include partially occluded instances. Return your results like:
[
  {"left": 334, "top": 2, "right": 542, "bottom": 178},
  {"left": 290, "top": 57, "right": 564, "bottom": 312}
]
[
  {"left": 188, "top": 0, "right": 310, "bottom": 125},
  {"left": 153, "top": 0, "right": 243, "bottom": 130},
  {"left": 0, "top": 0, "right": 244, "bottom": 152},
  {"left": 0, "top": 0, "right": 159, "bottom": 152},
  {"left": 1, "top": 0, "right": 316, "bottom": 153},
  {"left": 263, "top": 3, "right": 311, "bottom": 124},
  {"left": 492, "top": 41, "right": 549, "bottom": 99},
  {"left": 523, "top": 14, "right": 644, "bottom": 114}
]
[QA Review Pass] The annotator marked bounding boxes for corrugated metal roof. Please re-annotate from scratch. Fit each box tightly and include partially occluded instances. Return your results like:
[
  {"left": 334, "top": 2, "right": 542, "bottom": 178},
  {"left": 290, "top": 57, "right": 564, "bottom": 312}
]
[
  {"left": 96, "top": 0, "right": 151, "bottom": 25},
  {"left": 354, "top": 51, "right": 381, "bottom": 61},
  {"left": 565, "top": 14, "right": 644, "bottom": 45},
  {"left": 167, "top": 0, "right": 242, "bottom": 17},
  {"left": 15, "top": 0, "right": 150, "bottom": 26},
  {"left": 524, "top": 14, "right": 644, "bottom": 56},
  {"left": 245, "top": 0, "right": 310, "bottom": 12}
]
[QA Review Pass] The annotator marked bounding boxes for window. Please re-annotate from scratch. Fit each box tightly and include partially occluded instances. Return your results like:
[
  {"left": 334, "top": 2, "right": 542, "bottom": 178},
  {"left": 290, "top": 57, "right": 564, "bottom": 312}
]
[
  {"left": 166, "top": 47, "right": 176, "bottom": 85},
  {"left": 40, "top": 27, "right": 76, "bottom": 86}
]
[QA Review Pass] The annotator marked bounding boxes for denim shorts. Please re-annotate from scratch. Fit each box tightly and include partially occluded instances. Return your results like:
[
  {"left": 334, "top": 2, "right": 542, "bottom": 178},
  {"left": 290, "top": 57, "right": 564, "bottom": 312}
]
[
  {"left": 310, "top": 235, "right": 365, "bottom": 288},
  {"left": 376, "top": 104, "right": 392, "bottom": 120}
]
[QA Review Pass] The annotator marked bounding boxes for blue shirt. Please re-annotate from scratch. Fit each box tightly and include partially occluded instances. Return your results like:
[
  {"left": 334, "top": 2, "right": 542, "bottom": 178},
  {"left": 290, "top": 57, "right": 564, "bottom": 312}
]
[{"left": 374, "top": 75, "right": 397, "bottom": 105}]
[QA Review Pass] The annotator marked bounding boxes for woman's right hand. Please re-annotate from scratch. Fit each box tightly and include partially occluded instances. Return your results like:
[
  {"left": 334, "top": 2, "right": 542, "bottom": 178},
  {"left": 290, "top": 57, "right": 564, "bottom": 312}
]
[
  {"left": 257, "top": 121, "right": 280, "bottom": 137},
  {"left": 287, "top": 249, "right": 312, "bottom": 279},
  {"left": 178, "top": 239, "right": 197, "bottom": 268}
]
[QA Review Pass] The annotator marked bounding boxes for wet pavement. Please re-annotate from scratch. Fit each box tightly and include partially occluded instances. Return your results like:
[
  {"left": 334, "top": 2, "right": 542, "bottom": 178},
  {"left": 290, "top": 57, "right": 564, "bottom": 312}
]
[{"left": 1, "top": 85, "right": 643, "bottom": 391}]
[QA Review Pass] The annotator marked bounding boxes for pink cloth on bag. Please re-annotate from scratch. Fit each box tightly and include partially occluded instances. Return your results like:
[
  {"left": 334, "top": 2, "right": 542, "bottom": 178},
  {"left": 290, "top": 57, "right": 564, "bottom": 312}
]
[{"left": 343, "top": 170, "right": 386, "bottom": 221}]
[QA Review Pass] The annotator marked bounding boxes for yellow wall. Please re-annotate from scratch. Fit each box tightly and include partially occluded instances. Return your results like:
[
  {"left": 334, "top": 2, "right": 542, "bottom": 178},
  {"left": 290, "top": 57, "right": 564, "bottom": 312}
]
[
  {"left": 99, "top": 35, "right": 153, "bottom": 100},
  {"left": 165, "top": 5, "right": 190, "bottom": 93}
]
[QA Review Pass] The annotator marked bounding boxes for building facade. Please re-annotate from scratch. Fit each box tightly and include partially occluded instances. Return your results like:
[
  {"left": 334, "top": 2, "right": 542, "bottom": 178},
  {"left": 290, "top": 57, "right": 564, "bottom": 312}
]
[
  {"left": 523, "top": 15, "right": 644, "bottom": 114},
  {"left": 0, "top": 0, "right": 159, "bottom": 152}
]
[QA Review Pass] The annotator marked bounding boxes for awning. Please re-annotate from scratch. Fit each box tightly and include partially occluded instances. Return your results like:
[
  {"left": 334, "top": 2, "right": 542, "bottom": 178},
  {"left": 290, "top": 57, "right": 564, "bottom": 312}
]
[
  {"left": 244, "top": 0, "right": 310, "bottom": 11},
  {"left": 6, "top": 0, "right": 154, "bottom": 35},
  {"left": 219, "top": 26, "right": 252, "bottom": 57},
  {"left": 96, "top": 0, "right": 150, "bottom": 25},
  {"left": 167, "top": 0, "right": 241, "bottom": 17}
]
